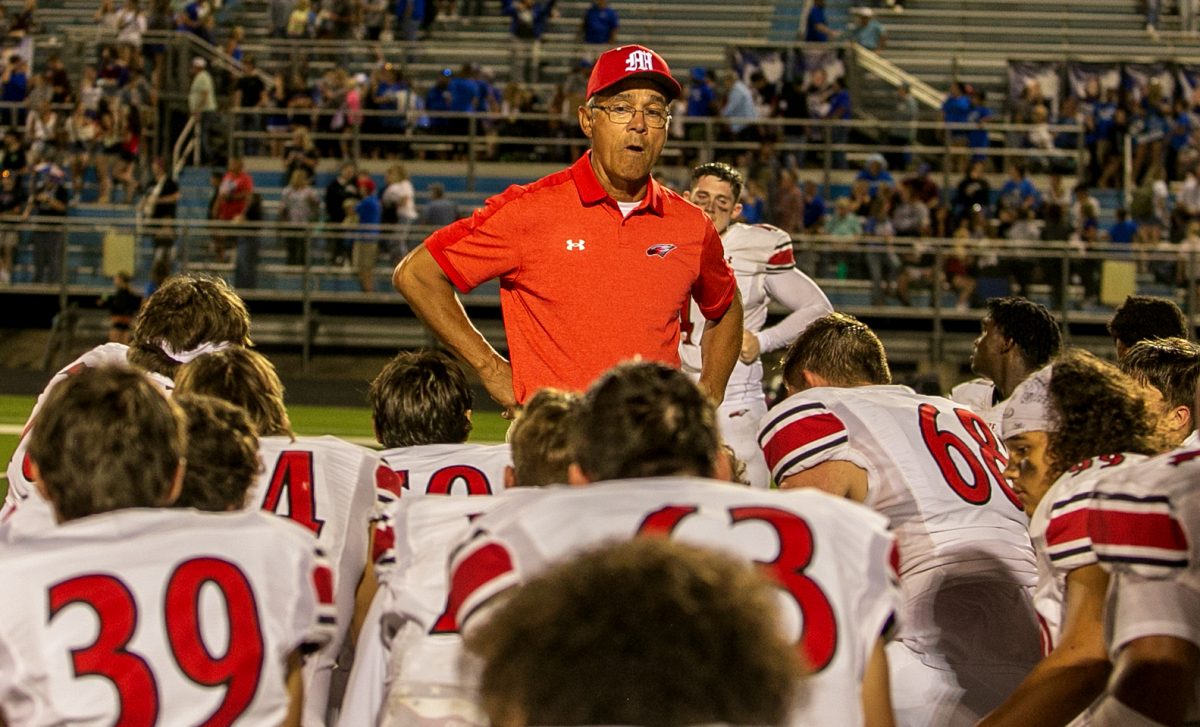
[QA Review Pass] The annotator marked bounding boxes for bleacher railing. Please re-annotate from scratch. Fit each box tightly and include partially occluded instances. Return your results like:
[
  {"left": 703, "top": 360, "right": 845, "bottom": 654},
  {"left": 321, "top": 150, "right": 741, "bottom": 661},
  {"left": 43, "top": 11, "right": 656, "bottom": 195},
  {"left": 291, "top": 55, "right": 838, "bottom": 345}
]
[{"left": 1, "top": 215, "right": 1195, "bottom": 368}]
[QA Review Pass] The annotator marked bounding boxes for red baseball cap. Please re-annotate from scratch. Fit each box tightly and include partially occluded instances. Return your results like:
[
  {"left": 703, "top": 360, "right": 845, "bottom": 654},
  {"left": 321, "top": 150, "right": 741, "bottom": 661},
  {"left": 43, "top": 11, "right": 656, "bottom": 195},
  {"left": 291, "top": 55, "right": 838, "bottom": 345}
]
[{"left": 586, "top": 44, "right": 682, "bottom": 101}]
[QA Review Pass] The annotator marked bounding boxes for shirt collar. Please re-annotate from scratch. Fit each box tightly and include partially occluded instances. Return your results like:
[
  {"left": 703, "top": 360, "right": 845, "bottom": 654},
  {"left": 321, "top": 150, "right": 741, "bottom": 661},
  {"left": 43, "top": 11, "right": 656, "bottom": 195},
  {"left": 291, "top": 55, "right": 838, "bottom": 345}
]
[{"left": 571, "top": 151, "right": 665, "bottom": 216}]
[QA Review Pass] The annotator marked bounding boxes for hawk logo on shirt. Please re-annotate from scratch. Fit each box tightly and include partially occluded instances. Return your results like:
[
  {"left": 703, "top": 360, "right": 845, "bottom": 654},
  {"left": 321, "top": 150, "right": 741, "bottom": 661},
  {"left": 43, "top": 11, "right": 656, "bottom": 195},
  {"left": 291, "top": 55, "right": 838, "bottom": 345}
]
[{"left": 646, "top": 244, "right": 677, "bottom": 258}]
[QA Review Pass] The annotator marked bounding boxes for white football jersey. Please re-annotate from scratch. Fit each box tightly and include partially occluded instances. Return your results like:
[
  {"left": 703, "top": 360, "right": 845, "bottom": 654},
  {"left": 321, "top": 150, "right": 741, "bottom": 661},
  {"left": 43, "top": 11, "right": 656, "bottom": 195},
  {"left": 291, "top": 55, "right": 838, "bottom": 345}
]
[
  {"left": 447, "top": 478, "right": 900, "bottom": 727},
  {"left": 0, "top": 508, "right": 335, "bottom": 726},
  {"left": 378, "top": 443, "right": 512, "bottom": 501},
  {"left": 947, "top": 377, "right": 1002, "bottom": 434},
  {"left": 3, "top": 343, "right": 173, "bottom": 513},
  {"left": 251, "top": 435, "right": 394, "bottom": 725},
  {"left": 1029, "top": 453, "right": 1147, "bottom": 654},
  {"left": 356, "top": 488, "right": 544, "bottom": 725},
  {"left": 759, "top": 385, "right": 1038, "bottom": 669},
  {"left": 679, "top": 222, "right": 832, "bottom": 405}
]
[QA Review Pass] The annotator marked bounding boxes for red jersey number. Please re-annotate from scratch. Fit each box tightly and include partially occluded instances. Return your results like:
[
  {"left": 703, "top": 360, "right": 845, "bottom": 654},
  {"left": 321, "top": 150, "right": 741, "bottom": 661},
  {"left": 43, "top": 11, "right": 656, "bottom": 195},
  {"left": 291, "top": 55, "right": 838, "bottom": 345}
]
[
  {"left": 47, "top": 558, "right": 266, "bottom": 725},
  {"left": 636, "top": 504, "right": 838, "bottom": 672},
  {"left": 262, "top": 451, "right": 325, "bottom": 535},
  {"left": 393, "top": 465, "right": 494, "bottom": 496},
  {"left": 918, "top": 404, "right": 1022, "bottom": 511}
]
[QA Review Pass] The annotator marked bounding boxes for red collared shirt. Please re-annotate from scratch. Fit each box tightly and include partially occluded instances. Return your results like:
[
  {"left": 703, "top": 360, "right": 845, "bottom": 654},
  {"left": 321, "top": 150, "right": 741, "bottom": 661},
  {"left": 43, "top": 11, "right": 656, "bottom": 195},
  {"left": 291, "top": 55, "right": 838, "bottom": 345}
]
[{"left": 425, "top": 152, "right": 736, "bottom": 403}]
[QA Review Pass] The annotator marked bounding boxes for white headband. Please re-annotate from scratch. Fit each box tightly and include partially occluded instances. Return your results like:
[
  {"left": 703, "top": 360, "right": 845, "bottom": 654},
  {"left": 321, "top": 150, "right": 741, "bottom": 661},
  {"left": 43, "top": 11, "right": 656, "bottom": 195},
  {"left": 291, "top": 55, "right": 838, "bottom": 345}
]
[
  {"left": 159, "top": 340, "right": 232, "bottom": 364},
  {"left": 1001, "top": 365, "right": 1058, "bottom": 439}
]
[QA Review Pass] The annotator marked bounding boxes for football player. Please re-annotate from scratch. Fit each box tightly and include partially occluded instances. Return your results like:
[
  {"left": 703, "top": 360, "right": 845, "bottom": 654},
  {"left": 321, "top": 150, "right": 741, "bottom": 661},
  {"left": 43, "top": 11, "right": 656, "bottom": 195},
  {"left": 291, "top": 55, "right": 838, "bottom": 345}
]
[
  {"left": 0, "top": 366, "right": 334, "bottom": 725},
  {"left": 1119, "top": 336, "right": 1200, "bottom": 448},
  {"left": 345, "top": 388, "right": 578, "bottom": 727},
  {"left": 3, "top": 272, "right": 251, "bottom": 517},
  {"left": 681, "top": 162, "right": 833, "bottom": 487},
  {"left": 468, "top": 538, "right": 803, "bottom": 727},
  {"left": 174, "top": 348, "right": 392, "bottom": 726},
  {"left": 1107, "top": 294, "right": 1188, "bottom": 360},
  {"left": 951, "top": 296, "right": 1062, "bottom": 430},
  {"left": 172, "top": 393, "right": 262, "bottom": 511},
  {"left": 446, "top": 361, "right": 902, "bottom": 727},
  {"left": 979, "top": 350, "right": 1164, "bottom": 726},
  {"left": 370, "top": 350, "right": 511, "bottom": 499},
  {"left": 758, "top": 312, "right": 1039, "bottom": 726}
]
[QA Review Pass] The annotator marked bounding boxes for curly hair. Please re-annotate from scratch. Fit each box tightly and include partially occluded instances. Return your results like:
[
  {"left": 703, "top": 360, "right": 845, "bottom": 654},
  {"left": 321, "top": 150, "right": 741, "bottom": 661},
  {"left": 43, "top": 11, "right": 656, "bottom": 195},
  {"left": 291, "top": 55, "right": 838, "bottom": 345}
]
[
  {"left": 127, "top": 273, "right": 252, "bottom": 379},
  {"left": 467, "top": 538, "right": 803, "bottom": 727},
  {"left": 174, "top": 348, "right": 293, "bottom": 437},
  {"left": 509, "top": 388, "right": 578, "bottom": 488},
  {"left": 1046, "top": 348, "right": 1165, "bottom": 482},
  {"left": 987, "top": 297, "right": 1062, "bottom": 370}
]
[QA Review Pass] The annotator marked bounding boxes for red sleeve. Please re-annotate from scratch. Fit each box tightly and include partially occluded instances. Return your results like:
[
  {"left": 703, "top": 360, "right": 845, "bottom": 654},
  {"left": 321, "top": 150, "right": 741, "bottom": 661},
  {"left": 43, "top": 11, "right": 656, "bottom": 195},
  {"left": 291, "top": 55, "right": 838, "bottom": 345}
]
[
  {"left": 692, "top": 223, "right": 736, "bottom": 320},
  {"left": 424, "top": 189, "right": 525, "bottom": 294}
]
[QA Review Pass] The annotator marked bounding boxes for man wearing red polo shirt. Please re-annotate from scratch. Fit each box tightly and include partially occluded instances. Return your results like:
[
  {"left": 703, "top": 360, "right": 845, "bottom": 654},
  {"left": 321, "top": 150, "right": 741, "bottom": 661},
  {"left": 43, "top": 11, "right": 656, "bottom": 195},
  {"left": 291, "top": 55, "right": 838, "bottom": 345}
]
[{"left": 394, "top": 44, "right": 742, "bottom": 416}]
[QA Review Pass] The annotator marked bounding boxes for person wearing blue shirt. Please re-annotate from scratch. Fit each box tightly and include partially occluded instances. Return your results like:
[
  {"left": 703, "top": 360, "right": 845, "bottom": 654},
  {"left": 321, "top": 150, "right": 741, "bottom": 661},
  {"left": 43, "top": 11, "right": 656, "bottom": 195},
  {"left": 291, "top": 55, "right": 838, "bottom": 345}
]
[
  {"left": 394, "top": 0, "right": 425, "bottom": 42},
  {"left": 1109, "top": 208, "right": 1138, "bottom": 246},
  {"left": 825, "top": 77, "right": 852, "bottom": 168},
  {"left": 856, "top": 153, "right": 895, "bottom": 197},
  {"left": 845, "top": 7, "right": 885, "bottom": 51},
  {"left": 424, "top": 69, "right": 452, "bottom": 132},
  {"left": 966, "top": 88, "right": 992, "bottom": 162},
  {"left": 997, "top": 161, "right": 1040, "bottom": 214},
  {"left": 1168, "top": 97, "right": 1191, "bottom": 180},
  {"left": 354, "top": 177, "right": 382, "bottom": 292},
  {"left": 802, "top": 180, "right": 826, "bottom": 232},
  {"left": 942, "top": 81, "right": 971, "bottom": 145},
  {"left": 506, "top": 0, "right": 557, "bottom": 82},
  {"left": 0, "top": 54, "right": 28, "bottom": 128},
  {"left": 580, "top": 0, "right": 618, "bottom": 45},
  {"left": 804, "top": 0, "right": 834, "bottom": 42},
  {"left": 720, "top": 70, "right": 759, "bottom": 140}
]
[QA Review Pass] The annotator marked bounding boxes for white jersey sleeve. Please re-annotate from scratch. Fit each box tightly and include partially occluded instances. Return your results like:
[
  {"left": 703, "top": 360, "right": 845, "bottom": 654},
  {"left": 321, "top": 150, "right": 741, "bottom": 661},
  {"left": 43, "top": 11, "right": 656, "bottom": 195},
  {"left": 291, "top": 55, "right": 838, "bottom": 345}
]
[
  {"left": 251, "top": 434, "right": 385, "bottom": 725},
  {"left": 446, "top": 479, "right": 901, "bottom": 727},
  {"left": 378, "top": 443, "right": 512, "bottom": 500},
  {"left": 3, "top": 343, "right": 173, "bottom": 513},
  {"left": 758, "top": 397, "right": 855, "bottom": 482},
  {"left": 1029, "top": 453, "right": 1147, "bottom": 653},
  {"left": 947, "top": 377, "right": 1002, "bottom": 435},
  {"left": 0, "top": 509, "right": 334, "bottom": 726}
]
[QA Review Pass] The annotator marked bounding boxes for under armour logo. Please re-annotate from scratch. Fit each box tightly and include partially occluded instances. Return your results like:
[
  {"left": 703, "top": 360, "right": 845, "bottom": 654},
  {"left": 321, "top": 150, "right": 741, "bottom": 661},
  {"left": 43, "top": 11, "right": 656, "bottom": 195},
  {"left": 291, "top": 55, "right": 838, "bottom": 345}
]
[
  {"left": 625, "top": 50, "right": 654, "bottom": 72},
  {"left": 566, "top": 239, "right": 586, "bottom": 251},
  {"left": 646, "top": 244, "right": 676, "bottom": 258}
]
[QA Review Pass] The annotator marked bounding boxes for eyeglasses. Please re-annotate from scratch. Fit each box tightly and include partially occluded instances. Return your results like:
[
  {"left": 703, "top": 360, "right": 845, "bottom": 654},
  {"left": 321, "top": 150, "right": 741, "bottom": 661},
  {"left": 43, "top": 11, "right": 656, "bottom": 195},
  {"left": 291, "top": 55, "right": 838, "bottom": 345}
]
[{"left": 589, "top": 102, "right": 671, "bottom": 129}]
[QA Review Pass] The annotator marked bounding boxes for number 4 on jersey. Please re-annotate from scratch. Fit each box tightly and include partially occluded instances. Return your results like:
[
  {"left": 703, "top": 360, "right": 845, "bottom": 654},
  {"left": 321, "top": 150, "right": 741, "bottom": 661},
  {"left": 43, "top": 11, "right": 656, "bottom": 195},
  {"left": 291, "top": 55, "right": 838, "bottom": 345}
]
[{"left": 262, "top": 451, "right": 325, "bottom": 536}]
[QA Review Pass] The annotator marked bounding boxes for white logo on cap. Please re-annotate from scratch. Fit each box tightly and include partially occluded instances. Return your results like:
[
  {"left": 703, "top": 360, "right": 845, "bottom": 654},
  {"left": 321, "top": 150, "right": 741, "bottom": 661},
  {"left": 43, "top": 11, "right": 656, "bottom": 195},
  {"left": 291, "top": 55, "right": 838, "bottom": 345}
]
[{"left": 625, "top": 50, "right": 654, "bottom": 72}]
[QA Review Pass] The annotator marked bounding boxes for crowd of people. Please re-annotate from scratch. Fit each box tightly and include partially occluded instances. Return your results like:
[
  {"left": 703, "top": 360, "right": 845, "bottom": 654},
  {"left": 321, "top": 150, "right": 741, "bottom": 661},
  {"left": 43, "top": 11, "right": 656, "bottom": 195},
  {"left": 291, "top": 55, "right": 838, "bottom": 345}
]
[{"left": 1, "top": 41, "right": 1200, "bottom": 727}]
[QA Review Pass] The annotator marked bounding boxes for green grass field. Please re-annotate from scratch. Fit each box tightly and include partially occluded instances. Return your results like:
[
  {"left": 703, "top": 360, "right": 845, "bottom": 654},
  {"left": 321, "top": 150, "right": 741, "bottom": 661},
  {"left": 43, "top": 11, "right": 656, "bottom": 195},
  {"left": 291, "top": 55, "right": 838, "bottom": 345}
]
[{"left": 0, "top": 394, "right": 508, "bottom": 503}]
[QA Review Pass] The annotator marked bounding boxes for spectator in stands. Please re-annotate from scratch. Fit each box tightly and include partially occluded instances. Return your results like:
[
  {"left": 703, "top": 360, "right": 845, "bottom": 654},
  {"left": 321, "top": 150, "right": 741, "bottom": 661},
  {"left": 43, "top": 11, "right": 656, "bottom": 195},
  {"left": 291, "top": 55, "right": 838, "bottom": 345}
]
[
  {"left": 95, "top": 0, "right": 119, "bottom": 32},
  {"left": 856, "top": 152, "right": 894, "bottom": 197},
  {"left": 418, "top": 181, "right": 459, "bottom": 228},
  {"left": 966, "top": 87, "right": 992, "bottom": 167},
  {"left": 212, "top": 156, "right": 253, "bottom": 265},
  {"left": 772, "top": 168, "right": 804, "bottom": 235},
  {"left": 941, "top": 80, "right": 970, "bottom": 166},
  {"left": 340, "top": 73, "right": 367, "bottom": 160},
  {"left": 114, "top": 0, "right": 145, "bottom": 50},
  {"left": 187, "top": 57, "right": 217, "bottom": 165},
  {"left": 353, "top": 175, "right": 381, "bottom": 292},
  {"left": 580, "top": 0, "right": 617, "bottom": 47},
  {"left": 267, "top": 0, "right": 292, "bottom": 36},
  {"left": 232, "top": 55, "right": 267, "bottom": 156},
  {"left": 1109, "top": 207, "right": 1138, "bottom": 247},
  {"left": 1070, "top": 183, "right": 1102, "bottom": 233},
  {"left": 0, "top": 168, "right": 24, "bottom": 283},
  {"left": 368, "top": 63, "right": 414, "bottom": 155},
  {"left": 684, "top": 67, "right": 715, "bottom": 147},
  {"left": 424, "top": 67, "right": 453, "bottom": 134},
  {"left": 281, "top": 124, "right": 318, "bottom": 186},
  {"left": 902, "top": 162, "right": 939, "bottom": 207},
  {"left": 98, "top": 272, "right": 140, "bottom": 343},
  {"left": 446, "top": 63, "right": 479, "bottom": 149},
  {"left": 507, "top": 0, "right": 557, "bottom": 83},
  {"left": 740, "top": 179, "right": 766, "bottom": 224},
  {"left": 0, "top": 53, "right": 28, "bottom": 128},
  {"left": 1146, "top": 0, "right": 1162, "bottom": 35},
  {"left": 20, "top": 162, "right": 68, "bottom": 284},
  {"left": 864, "top": 189, "right": 898, "bottom": 304},
  {"left": 325, "top": 160, "right": 358, "bottom": 264},
  {"left": 802, "top": 179, "right": 826, "bottom": 234},
  {"left": 719, "top": 69, "right": 759, "bottom": 142},
  {"left": 176, "top": 0, "right": 212, "bottom": 42},
  {"left": 8, "top": 0, "right": 35, "bottom": 41},
  {"left": 381, "top": 162, "right": 417, "bottom": 264},
  {"left": 287, "top": 0, "right": 314, "bottom": 37},
  {"left": 144, "top": 156, "right": 178, "bottom": 270},
  {"left": 886, "top": 81, "right": 917, "bottom": 171},
  {"left": 825, "top": 76, "right": 852, "bottom": 168},
  {"left": 803, "top": 0, "right": 835, "bottom": 41},
  {"left": 1167, "top": 97, "right": 1191, "bottom": 181},
  {"left": 1108, "top": 294, "right": 1189, "bottom": 358},
  {"left": 362, "top": 0, "right": 386, "bottom": 39},
  {"left": 23, "top": 98, "right": 57, "bottom": 165},
  {"left": 233, "top": 192, "right": 263, "bottom": 288},
  {"left": 845, "top": 7, "right": 885, "bottom": 50},
  {"left": 278, "top": 168, "right": 320, "bottom": 265},
  {"left": 996, "top": 161, "right": 1039, "bottom": 215},
  {"left": 0, "top": 127, "right": 26, "bottom": 178},
  {"left": 392, "top": 0, "right": 424, "bottom": 42}
]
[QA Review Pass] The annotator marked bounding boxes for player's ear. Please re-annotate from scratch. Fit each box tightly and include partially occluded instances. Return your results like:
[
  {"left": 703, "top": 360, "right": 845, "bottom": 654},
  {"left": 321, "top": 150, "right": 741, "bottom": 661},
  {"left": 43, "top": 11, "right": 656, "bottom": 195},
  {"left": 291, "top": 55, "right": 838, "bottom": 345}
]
[
  {"left": 566, "top": 463, "right": 591, "bottom": 486},
  {"left": 162, "top": 458, "right": 185, "bottom": 507},
  {"left": 577, "top": 104, "right": 595, "bottom": 139},
  {"left": 465, "top": 408, "right": 473, "bottom": 424},
  {"left": 732, "top": 201, "right": 744, "bottom": 219},
  {"left": 800, "top": 369, "right": 830, "bottom": 390},
  {"left": 503, "top": 464, "right": 515, "bottom": 489}
]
